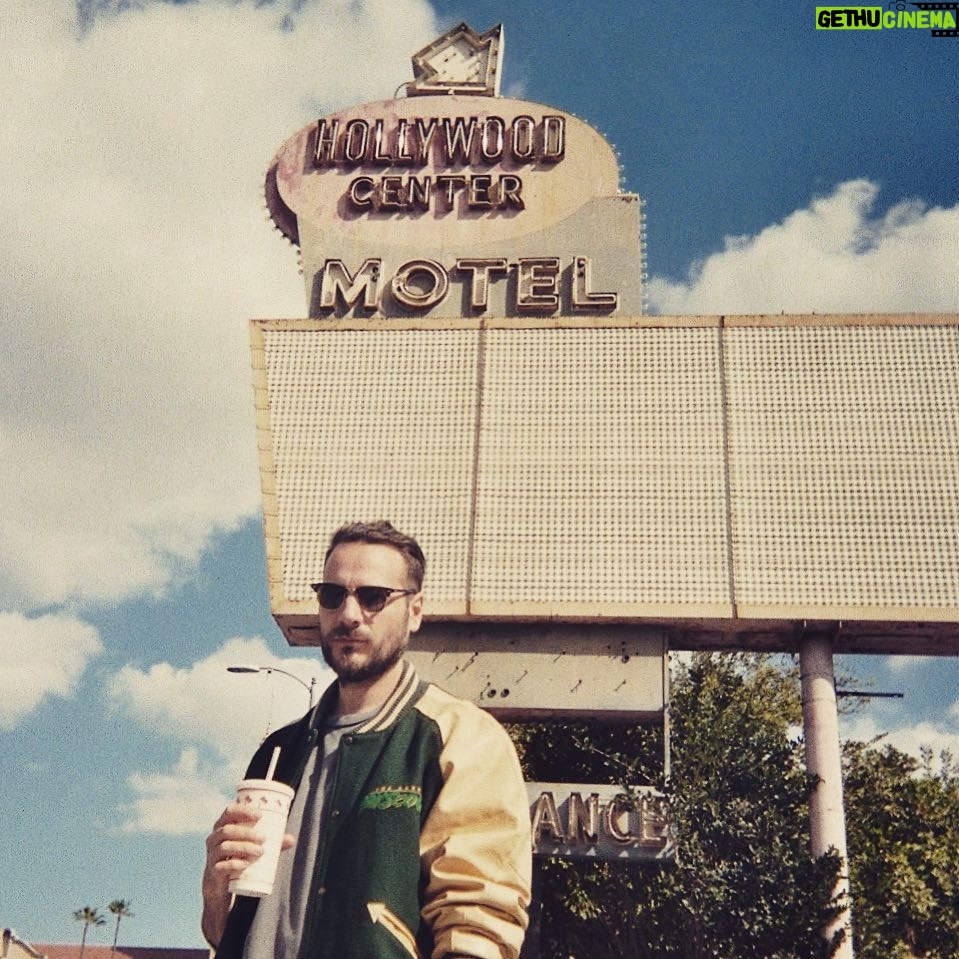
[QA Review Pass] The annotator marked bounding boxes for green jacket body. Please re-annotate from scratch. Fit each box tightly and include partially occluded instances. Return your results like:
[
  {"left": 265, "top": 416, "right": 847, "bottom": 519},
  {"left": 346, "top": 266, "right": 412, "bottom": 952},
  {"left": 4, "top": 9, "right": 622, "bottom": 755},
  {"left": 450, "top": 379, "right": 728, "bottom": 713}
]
[{"left": 215, "top": 662, "right": 531, "bottom": 959}]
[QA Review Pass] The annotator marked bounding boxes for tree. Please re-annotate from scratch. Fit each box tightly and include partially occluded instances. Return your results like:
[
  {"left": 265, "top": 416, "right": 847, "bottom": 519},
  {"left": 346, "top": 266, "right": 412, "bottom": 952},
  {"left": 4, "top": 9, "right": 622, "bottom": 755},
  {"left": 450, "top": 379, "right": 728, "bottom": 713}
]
[
  {"left": 513, "top": 653, "right": 843, "bottom": 958},
  {"left": 72, "top": 906, "right": 106, "bottom": 959},
  {"left": 107, "top": 900, "right": 134, "bottom": 956},
  {"left": 843, "top": 740, "right": 959, "bottom": 958}
]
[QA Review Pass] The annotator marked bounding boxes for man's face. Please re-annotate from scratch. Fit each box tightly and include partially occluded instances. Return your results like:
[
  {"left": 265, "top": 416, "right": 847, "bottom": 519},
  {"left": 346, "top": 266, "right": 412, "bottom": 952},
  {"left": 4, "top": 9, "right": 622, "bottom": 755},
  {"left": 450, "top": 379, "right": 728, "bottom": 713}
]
[{"left": 318, "top": 541, "right": 423, "bottom": 684}]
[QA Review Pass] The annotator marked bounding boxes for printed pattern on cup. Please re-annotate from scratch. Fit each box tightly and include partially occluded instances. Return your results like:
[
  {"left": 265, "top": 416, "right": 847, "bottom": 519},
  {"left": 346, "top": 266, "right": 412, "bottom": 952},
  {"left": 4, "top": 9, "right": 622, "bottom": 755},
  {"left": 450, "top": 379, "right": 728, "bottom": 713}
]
[
  {"left": 229, "top": 780, "right": 295, "bottom": 898},
  {"left": 241, "top": 792, "right": 291, "bottom": 812}
]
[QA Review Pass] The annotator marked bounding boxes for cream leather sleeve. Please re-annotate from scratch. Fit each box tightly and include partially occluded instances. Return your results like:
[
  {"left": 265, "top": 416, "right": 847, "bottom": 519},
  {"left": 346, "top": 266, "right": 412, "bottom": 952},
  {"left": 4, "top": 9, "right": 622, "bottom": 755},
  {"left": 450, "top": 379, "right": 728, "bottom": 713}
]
[{"left": 417, "top": 685, "right": 533, "bottom": 959}]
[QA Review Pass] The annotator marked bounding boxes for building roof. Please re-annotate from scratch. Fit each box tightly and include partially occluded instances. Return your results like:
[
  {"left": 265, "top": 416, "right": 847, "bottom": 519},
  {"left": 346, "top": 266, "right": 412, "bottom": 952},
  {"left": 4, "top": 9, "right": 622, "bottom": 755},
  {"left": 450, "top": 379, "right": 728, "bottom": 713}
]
[
  {"left": 2, "top": 931, "right": 45, "bottom": 959},
  {"left": 3, "top": 935, "right": 207, "bottom": 959},
  {"left": 34, "top": 948, "right": 208, "bottom": 959}
]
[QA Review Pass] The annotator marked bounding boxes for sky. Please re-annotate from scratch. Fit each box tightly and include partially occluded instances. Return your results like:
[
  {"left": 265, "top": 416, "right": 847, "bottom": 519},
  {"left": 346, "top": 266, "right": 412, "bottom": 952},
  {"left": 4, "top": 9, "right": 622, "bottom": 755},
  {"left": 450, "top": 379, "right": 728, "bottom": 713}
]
[{"left": 1, "top": 0, "right": 957, "bottom": 949}]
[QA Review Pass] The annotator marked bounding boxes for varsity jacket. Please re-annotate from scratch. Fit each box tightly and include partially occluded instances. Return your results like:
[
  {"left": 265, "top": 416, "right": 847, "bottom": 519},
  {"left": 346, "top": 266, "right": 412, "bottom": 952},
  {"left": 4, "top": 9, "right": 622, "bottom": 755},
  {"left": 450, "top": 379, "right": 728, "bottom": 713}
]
[{"left": 215, "top": 661, "right": 531, "bottom": 959}]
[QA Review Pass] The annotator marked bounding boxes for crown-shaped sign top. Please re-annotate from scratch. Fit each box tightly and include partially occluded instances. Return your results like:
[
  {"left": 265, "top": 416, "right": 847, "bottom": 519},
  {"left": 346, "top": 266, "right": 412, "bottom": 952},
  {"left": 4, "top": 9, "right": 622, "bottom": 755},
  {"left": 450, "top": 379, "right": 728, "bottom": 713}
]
[{"left": 406, "top": 22, "right": 504, "bottom": 97}]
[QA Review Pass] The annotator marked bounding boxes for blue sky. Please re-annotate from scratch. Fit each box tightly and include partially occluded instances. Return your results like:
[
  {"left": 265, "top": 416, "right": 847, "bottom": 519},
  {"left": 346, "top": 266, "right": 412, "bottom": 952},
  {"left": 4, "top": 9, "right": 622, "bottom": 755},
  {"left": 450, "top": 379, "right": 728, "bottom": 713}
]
[{"left": 1, "top": 0, "right": 958, "bottom": 949}]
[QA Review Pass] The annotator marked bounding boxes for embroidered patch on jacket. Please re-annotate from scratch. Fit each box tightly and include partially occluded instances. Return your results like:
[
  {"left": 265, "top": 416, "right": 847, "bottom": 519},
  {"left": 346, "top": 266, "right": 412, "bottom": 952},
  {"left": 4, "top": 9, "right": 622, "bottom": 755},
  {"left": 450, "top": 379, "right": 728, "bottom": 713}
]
[{"left": 360, "top": 785, "right": 423, "bottom": 812}]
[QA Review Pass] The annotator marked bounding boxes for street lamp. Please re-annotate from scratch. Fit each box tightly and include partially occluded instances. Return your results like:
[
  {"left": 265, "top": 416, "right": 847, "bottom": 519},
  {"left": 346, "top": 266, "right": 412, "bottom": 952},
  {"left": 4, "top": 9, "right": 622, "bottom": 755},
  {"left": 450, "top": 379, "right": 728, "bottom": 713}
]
[{"left": 227, "top": 665, "right": 317, "bottom": 708}]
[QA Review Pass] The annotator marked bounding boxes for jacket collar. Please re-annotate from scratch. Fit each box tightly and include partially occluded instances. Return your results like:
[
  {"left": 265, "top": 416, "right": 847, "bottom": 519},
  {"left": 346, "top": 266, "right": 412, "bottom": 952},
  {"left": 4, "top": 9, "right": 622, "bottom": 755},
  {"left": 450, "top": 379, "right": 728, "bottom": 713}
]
[{"left": 311, "top": 659, "right": 423, "bottom": 735}]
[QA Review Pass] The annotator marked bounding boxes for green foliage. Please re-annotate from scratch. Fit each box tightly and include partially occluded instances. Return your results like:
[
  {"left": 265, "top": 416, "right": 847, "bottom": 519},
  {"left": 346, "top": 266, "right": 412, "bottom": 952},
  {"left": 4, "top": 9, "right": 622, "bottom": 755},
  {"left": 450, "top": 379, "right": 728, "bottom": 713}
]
[
  {"left": 108, "top": 899, "right": 134, "bottom": 917},
  {"left": 843, "top": 740, "right": 959, "bottom": 958},
  {"left": 73, "top": 902, "right": 133, "bottom": 958},
  {"left": 515, "top": 653, "right": 959, "bottom": 957},
  {"left": 73, "top": 907, "right": 106, "bottom": 959},
  {"left": 72, "top": 906, "right": 107, "bottom": 929},
  {"left": 107, "top": 899, "right": 134, "bottom": 954},
  {"left": 514, "top": 653, "right": 843, "bottom": 958}
]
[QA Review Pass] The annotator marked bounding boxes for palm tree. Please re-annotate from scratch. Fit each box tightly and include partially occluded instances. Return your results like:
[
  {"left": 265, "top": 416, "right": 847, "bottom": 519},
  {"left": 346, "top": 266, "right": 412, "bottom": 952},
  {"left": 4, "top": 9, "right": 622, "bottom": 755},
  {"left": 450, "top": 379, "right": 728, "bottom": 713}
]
[
  {"left": 107, "top": 900, "right": 134, "bottom": 956},
  {"left": 72, "top": 906, "right": 106, "bottom": 959}
]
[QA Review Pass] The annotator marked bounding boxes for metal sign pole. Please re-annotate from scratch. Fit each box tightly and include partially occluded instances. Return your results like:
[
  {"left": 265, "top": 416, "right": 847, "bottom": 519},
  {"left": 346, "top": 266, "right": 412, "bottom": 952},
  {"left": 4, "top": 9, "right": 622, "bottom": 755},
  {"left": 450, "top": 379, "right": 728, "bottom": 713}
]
[{"left": 801, "top": 628, "right": 855, "bottom": 958}]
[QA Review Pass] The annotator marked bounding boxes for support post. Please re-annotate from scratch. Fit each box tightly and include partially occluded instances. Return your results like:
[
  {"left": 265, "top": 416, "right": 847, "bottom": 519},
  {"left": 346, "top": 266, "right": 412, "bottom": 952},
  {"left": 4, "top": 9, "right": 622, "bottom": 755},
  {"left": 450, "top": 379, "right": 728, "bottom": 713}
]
[{"left": 800, "top": 629, "right": 854, "bottom": 957}]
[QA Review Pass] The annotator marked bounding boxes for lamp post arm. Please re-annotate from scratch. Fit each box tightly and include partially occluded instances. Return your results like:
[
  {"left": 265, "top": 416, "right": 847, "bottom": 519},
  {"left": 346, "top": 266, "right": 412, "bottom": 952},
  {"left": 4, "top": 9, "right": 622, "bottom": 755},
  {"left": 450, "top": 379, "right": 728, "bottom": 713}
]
[
  {"left": 227, "top": 665, "right": 317, "bottom": 708},
  {"left": 261, "top": 667, "right": 316, "bottom": 708}
]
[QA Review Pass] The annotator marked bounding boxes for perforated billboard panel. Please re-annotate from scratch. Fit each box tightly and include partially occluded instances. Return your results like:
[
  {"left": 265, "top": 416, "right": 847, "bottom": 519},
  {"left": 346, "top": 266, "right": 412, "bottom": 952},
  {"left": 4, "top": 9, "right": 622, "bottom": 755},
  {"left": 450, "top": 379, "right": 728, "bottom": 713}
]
[
  {"left": 470, "top": 326, "right": 731, "bottom": 616},
  {"left": 725, "top": 319, "right": 959, "bottom": 619},
  {"left": 253, "top": 314, "right": 959, "bottom": 652},
  {"left": 255, "top": 321, "right": 480, "bottom": 617}
]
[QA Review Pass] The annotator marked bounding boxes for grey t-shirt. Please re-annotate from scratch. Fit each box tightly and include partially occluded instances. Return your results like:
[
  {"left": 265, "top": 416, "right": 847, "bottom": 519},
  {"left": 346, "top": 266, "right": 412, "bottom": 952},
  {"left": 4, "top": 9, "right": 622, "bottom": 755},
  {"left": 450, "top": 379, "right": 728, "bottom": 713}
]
[{"left": 242, "top": 708, "right": 377, "bottom": 959}]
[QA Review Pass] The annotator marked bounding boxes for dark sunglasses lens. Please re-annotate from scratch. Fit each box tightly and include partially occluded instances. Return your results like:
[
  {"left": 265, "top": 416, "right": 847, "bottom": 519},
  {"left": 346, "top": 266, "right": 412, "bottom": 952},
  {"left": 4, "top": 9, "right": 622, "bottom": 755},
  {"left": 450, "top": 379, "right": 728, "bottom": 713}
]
[
  {"left": 355, "top": 586, "right": 391, "bottom": 612},
  {"left": 317, "top": 584, "right": 347, "bottom": 610}
]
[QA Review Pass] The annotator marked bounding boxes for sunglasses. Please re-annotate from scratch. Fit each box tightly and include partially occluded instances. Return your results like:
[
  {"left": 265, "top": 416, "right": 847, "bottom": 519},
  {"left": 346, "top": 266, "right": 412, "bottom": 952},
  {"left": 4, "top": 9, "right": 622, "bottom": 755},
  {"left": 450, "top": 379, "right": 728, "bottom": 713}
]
[{"left": 311, "top": 582, "right": 417, "bottom": 613}]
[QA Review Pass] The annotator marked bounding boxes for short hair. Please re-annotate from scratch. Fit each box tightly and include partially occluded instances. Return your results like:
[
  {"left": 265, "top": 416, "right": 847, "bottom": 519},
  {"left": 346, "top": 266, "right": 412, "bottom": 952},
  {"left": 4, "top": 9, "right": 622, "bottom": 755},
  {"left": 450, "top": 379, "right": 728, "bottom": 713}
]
[{"left": 325, "top": 520, "right": 426, "bottom": 590}]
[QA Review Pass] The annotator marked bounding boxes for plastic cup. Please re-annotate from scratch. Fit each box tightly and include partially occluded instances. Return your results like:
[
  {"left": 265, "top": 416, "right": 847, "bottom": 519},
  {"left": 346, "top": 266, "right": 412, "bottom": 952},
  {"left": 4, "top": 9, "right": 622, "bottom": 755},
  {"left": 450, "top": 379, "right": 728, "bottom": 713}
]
[{"left": 228, "top": 778, "right": 295, "bottom": 898}]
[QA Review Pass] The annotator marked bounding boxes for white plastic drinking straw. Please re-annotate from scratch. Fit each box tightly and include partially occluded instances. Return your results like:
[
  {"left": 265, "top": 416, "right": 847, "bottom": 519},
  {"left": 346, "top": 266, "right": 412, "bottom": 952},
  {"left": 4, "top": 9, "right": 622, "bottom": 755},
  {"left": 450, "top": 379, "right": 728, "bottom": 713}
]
[{"left": 265, "top": 746, "right": 281, "bottom": 781}]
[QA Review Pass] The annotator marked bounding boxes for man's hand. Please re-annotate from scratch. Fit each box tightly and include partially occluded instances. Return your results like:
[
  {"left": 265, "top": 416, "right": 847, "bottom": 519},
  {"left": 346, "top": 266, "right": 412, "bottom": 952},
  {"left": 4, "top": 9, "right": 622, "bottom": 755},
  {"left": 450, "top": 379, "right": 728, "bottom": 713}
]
[{"left": 201, "top": 803, "right": 294, "bottom": 947}]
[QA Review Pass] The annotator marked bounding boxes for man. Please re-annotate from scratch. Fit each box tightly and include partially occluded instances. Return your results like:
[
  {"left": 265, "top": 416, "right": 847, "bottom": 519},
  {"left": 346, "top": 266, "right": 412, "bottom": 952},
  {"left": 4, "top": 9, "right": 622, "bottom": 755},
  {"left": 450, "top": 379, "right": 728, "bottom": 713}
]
[{"left": 203, "top": 520, "right": 532, "bottom": 959}]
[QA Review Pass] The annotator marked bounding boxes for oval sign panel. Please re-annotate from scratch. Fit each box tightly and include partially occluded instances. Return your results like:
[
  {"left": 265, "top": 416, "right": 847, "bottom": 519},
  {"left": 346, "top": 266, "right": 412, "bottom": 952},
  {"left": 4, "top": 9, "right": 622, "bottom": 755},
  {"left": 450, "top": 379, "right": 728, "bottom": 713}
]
[{"left": 266, "top": 95, "right": 622, "bottom": 250}]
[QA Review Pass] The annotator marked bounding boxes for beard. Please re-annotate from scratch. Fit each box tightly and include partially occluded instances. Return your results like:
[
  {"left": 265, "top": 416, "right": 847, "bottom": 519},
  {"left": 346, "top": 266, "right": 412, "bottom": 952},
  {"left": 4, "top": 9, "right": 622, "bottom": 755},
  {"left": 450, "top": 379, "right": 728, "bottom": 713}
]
[{"left": 319, "top": 626, "right": 408, "bottom": 683}]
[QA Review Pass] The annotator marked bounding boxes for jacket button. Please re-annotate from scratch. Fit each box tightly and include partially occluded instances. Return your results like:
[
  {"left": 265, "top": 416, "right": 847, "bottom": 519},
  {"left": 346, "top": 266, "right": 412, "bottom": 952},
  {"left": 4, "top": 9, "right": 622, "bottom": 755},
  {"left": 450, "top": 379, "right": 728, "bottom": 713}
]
[
  {"left": 331, "top": 809, "right": 340, "bottom": 818},
  {"left": 317, "top": 886, "right": 326, "bottom": 897}
]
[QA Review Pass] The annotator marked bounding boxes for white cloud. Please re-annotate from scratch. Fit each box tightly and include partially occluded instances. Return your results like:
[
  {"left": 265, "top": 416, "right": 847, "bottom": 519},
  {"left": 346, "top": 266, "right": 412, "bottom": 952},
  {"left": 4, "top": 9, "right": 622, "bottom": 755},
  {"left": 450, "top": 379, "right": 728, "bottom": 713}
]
[
  {"left": 0, "top": 611, "right": 103, "bottom": 729},
  {"left": 889, "top": 722, "right": 959, "bottom": 770},
  {"left": 841, "top": 713, "right": 959, "bottom": 774},
  {"left": 109, "top": 635, "right": 329, "bottom": 833},
  {"left": 120, "top": 746, "right": 234, "bottom": 836},
  {"left": 884, "top": 655, "right": 926, "bottom": 674},
  {"left": 648, "top": 179, "right": 959, "bottom": 315},
  {"left": 109, "top": 635, "right": 328, "bottom": 758},
  {"left": 0, "top": 0, "right": 437, "bottom": 611}
]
